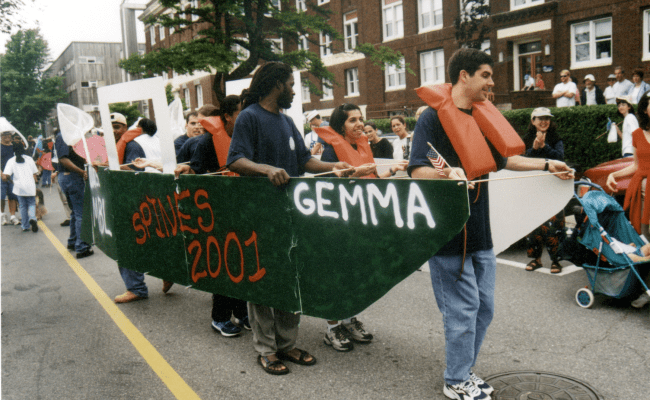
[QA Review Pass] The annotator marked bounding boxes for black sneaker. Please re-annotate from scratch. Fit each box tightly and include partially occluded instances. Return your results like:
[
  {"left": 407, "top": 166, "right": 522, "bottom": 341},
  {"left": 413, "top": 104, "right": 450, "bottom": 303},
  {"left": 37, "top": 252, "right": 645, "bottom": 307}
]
[
  {"left": 60, "top": 219, "right": 70, "bottom": 227},
  {"left": 76, "top": 249, "right": 94, "bottom": 259},
  {"left": 30, "top": 219, "right": 38, "bottom": 232},
  {"left": 67, "top": 244, "right": 76, "bottom": 250}
]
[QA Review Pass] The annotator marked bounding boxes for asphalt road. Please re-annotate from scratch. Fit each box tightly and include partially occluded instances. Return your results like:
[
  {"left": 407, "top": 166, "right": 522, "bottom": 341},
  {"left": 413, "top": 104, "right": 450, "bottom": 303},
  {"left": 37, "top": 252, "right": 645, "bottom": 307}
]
[{"left": 2, "top": 185, "right": 649, "bottom": 399}]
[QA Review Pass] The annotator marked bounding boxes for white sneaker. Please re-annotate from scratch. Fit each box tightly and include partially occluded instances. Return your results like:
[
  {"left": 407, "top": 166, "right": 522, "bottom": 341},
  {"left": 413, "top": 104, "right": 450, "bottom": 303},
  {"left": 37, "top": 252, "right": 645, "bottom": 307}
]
[
  {"left": 631, "top": 292, "right": 650, "bottom": 308},
  {"left": 10, "top": 215, "right": 20, "bottom": 225},
  {"left": 444, "top": 379, "right": 490, "bottom": 400},
  {"left": 469, "top": 372, "right": 494, "bottom": 395},
  {"left": 1, "top": 214, "right": 7, "bottom": 225}
]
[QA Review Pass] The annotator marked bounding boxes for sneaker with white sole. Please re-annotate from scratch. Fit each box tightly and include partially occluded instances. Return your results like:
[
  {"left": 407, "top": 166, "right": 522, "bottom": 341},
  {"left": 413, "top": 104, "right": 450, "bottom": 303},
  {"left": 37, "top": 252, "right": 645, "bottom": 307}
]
[
  {"left": 444, "top": 379, "right": 490, "bottom": 400},
  {"left": 211, "top": 320, "right": 241, "bottom": 337},
  {"left": 631, "top": 292, "right": 650, "bottom": 308},
  {"left": 469, "top": 372, "right": 494, "bottom": 395},
  {"left": 10, "top": 215, "right": 20, "bottom": 225},
  {"left": 1, "top": 214, "right": 7, "bottom": 225},
  {"left": 323, "top": 324, "right": 354, "bottom": 352},
  {"left": 233, "top": 316, "right": 252, "bottom": 330},
  {"left": 342, "top": 317, "right": 373, "bottom": 343}
]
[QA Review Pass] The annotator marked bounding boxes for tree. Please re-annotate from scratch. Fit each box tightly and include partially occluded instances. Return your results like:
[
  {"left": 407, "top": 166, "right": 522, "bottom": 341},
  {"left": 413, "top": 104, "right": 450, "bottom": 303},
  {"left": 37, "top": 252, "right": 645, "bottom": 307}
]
[
  {"left": 120, "top": 0, "right": 409, "bottom": 102},
  {"left": 1, "top": 29, "right": 66, "bottom": 137},
  {"left": 0, "top": 0, "right": 26, "bottom": 34},
  {"left": 454, "top": 0, "right": 490, "bottom": 50}
]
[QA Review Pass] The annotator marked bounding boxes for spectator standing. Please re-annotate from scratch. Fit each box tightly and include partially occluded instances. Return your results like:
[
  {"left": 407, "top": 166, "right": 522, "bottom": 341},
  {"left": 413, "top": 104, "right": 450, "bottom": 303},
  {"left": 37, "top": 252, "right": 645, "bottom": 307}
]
[
  {"left": 1, "top": 131, "right": 20, "bottom": 225},
  {"left": 2, "top": 142, "right": 39, "bottom": 232},
  {"left": 535, "top": 73, "right": 545, "bottom": 90},
  {"left": 613, "top": 66, "right": 634, "bottom": 97},
  {"left": 604, "top": 74, "right": 617, "bottom": 104},
  {"left": 580, "top": 74, "right": 606, "bottom": 106},
  {"left": 305, "top": 110, "right": 328, "bottom": 155},
  {"left": 629, "top": 68, "right": 650, "bottom": 104},
  {"left": 523, "top": 108, "right": 566, "bottom": 273},
  {"left": 615, "top": 96, "right": 639, "bottom": 158},
  {"left": 363, "top": 121, "right": 394, "bottom": 159},
  {"left": 552, "top": 70, "right": 577, "bottom": 107},
  {"left": 390, "top": 115, "right": 410, "bottom": 160}
]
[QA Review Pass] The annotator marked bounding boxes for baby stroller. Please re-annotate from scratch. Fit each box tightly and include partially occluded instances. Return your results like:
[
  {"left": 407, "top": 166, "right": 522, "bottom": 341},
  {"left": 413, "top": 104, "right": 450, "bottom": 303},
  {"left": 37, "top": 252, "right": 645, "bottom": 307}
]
[{"left": 566, "top": 182, "right": 650, "bottom": 308}]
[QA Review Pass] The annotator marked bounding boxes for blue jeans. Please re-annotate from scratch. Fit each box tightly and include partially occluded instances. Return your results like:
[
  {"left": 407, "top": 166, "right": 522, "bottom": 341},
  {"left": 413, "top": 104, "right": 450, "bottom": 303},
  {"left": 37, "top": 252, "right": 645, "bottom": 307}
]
[
  {"left": 1, "top": 180, "right": 17, "bottom": 201},
  {"left": 428, "top": 249, "right": 496, "bottom": 385},
  {"left": 41, "top": 170, "right": 52, "bottom": 186},
  {"left": 59, "top": 172, "right": 91, "bottom": 253},
  {"left": 118, "top": 266, "right": 148, "bottom": 298},
  {"left": 17, "top": 195, "right": 36, "bottom": 230}
]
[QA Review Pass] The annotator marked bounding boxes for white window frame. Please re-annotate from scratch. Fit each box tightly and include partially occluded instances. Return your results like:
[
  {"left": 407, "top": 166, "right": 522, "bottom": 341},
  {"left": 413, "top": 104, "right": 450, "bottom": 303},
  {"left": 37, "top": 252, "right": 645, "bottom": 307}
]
[
  {"left": 481, "top": 39, "right": 491, "bottom": 55},
  {"left": 346, "top": 68, "right": 360, "bottom": 97},
  {"left": 385, "top": 58, "right": 406, "bottom": 91},
  {"left": 183, "top": 88, "right": 190, "bottom": 109},
  {"left": 382, "top": 0, "right": 404, "bottom": 42},
  {"left": 190, "top": 0, "right": 199, "bottom": 22},
  {"left": 268, "top": 38, "right": 283, "bottom": 55},
  {"left": 150, "top": 25, "right": 155, "bottom": 45},
  {"left": 344, "top": 12, "right": 358, "bottom": 51},
  {"left": 322, "top": 79, "right": 333, "bottom": 100},
  {"left": 418, "top": 0, "right": 443, "bottom": 33},
  {"left": 420, "top": 49, "right": 445, "bottom": 86},
  {"left": 232, "top": 41, "right": 250, "bottom": 68},
  {"left": 89, "top": 81, "right": 98, "bottom": 88},
  {"left": 196, "top": 85, "right": 203, "bottom": 108},
  {"left": 570, "top": 17, "right": 612, "bottom": 69},
  {"left": 510, "top": 0, "right": 544, "bottom": 11},
  {"left": 320, "top": 32, "right": 332, "bottom": 57},
  {"left": 296, "top": 0, "right": 306, "bottom": 11},
  {"left": 318, "top": 0, "right": 330, "bottom": 5},
  {"left": 641, "top": 9, "right": 650, "bottom": 61},
  {"left": 159, "top": 25, "right": 165, "bottom": 40},
  {"left": 302, "top": 82, "right": 311, "bottom": 103},
  {"left": 298, "top": 35, "right": 309, "bottom": 51}
]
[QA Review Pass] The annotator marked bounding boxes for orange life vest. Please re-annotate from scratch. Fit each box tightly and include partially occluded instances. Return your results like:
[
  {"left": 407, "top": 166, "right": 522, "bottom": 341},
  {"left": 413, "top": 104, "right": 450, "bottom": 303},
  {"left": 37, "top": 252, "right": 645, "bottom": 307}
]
[
  {"left": 315, "top": 126, "right": 377, "bottom": 178},
  {"left": 116, "top": 127, "right": 143, "bottom": 164},
  {"left": 200, "top": 116, "right": 238, "bottom": 176},
  {"left": 416, "top": 83, "right": 525, "bottom": 181}
]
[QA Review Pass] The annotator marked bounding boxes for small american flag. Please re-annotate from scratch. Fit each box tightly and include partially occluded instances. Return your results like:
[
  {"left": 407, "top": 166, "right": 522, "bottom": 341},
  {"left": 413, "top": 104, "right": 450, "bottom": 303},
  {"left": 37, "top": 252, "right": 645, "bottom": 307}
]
[{"left": 427, "top": 147, "right": 446, "bottom": 177}]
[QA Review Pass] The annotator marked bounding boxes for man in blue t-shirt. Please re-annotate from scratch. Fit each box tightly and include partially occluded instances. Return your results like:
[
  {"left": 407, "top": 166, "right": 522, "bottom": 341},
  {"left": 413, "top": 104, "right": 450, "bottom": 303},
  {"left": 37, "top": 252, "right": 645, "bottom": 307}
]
[
  {"left": 227, "top": 62, "right": 351, "bottom": 375},
  {"left": 408, "top": 48, "right": 573, "bottom": 400},
  {"left": 174, "top": 111, "right": 204, "bottom": 156},
  {"left": 1, "top": 131, "right": 20, "bottom": 225}
]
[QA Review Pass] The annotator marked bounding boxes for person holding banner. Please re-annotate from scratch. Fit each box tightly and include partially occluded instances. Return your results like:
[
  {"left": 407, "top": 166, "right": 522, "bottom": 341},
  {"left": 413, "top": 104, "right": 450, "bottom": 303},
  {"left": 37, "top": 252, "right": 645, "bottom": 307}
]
[
  {"left": 54, "top": 130, "right": 94, "bottom": 259},
  {"left": 408, "top": 48, "right": 573, "bottom": 400},
  {"left": 174, "top": 111, "right": 204, "bottom": 156},
  {"left": 227, "top": 62, "right": 352, "bottom": 375}
]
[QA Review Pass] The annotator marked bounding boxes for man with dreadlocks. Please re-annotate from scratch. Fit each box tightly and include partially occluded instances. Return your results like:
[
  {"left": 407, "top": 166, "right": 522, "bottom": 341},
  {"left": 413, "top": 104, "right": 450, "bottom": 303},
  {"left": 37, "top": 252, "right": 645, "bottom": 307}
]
[{"left": 227, "top": 62, "right": 352, "bottom": 375}]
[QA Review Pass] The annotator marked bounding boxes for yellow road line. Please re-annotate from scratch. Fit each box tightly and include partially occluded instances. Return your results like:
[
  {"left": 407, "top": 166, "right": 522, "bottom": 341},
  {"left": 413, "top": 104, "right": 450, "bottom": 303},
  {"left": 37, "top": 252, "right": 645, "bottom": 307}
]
[{"left": 39, "top": 221, "right": 201, "bottom": 400}]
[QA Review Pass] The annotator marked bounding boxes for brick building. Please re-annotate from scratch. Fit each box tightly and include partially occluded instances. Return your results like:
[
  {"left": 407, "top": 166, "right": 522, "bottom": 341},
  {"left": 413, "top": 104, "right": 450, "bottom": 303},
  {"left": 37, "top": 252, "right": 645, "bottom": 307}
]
[{"left": 139, "top": 0, "right": 650, "bottom": 119}]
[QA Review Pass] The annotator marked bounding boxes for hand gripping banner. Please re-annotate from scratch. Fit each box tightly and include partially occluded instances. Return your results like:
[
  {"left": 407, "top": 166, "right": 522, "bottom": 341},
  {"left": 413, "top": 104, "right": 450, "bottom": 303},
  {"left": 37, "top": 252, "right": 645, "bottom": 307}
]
[{"left": 82, "top": 169, "right": 469, "bottom": 320}]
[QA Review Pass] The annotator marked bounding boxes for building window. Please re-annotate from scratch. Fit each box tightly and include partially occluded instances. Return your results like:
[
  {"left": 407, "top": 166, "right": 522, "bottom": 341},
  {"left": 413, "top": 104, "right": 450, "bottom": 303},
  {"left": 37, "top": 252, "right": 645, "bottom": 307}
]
[
  {"left": 150, "top": 25, "right": 155, "bottom": 45},
  {"left": 383, "top": 0, "right": 403, "bottom": 41},
  {"left": 643, "top": 10, "right": 650, "bottom": 61},
  {"left": 302, "top": 82, "right": 311, "bottom": 103},
  {"left": 318, "top": 0, "right": 330, "bottom": 5},
  {"left": 420, "top": 49, "right": 444, "bottom": 86},
  {"left": 159, "top": 25, "right": 165, "bottom": 40},
  {"left": 322, "top": 79, "right": 333, "bottom": 100},
  {"left": 296, "top": 0, "right": 306, "bottom": 11},
  {"left": 418, "top": 0, "right": 442, "bottom": 32},
  {"left": 183, "top": 88, "right": 190, "bottom": 109},
  {"left": 346, "top": 68, "right": 359, "bottom": 96},
  {"left": 571, "top": 17, "right": 612, "bottom": 68},
  {"left": 268, "top": 38, "right": 283, "bottom": 55},
  {"left": 511, "top": 0, "right": 544, "bottom": 11},
  {"left": 344, "top": 12, "right": 358, "bottom": 51},
  {"left": 385, "top": 58, "right": 406, "bottom": 90},
  {"left": 196, "top": 85, "right": 203, "bottom": 108},
  {"left": 81, "top": 81, "right": 90, "bottom": 88},
  {"left": 481, "top": 39, "right": 491, "bottom": 55},
  {"left": 298, "top": 35, "right": 309, "bottom": 51},
  {"left": 232, "top": 41, "right": 250, "bottom": 68},
  {"left": 173, "top": 70, "right": 179, "bottom": 79},
  {"left": 320, "top": 32, "right": 332, "bottom": 57},
  {"left": 190, "top": 0, "right": 199, "bottom": 22}
]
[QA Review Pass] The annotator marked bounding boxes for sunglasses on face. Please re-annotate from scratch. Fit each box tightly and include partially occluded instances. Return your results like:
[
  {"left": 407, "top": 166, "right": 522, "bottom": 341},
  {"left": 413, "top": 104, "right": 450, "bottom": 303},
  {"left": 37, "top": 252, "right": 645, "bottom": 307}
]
[{"left": 561, "top": 75, "right": 569, "bottom": 78}]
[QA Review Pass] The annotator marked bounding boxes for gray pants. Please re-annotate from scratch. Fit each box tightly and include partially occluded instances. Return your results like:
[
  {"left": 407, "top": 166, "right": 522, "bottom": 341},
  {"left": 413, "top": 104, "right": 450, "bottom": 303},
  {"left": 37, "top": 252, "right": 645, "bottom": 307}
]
[{"left": 248, "top": 302, "right": 300, "bottom": 356}]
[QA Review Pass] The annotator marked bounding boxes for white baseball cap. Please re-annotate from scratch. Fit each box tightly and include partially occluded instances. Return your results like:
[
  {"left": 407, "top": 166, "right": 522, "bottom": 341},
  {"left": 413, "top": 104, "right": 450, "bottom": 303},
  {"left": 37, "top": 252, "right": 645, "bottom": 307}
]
[
  {"left": 531, "top": 107, "right": 553, "bottom": 120},
  {"left": 306, "top": 110, "right": 320, "bottom": 123},
  {"left": 583, "top": 74, "right": 595, "bottom": 82},
  {"left": 110, "top": 112, "right": 127, "bottom": 126}
]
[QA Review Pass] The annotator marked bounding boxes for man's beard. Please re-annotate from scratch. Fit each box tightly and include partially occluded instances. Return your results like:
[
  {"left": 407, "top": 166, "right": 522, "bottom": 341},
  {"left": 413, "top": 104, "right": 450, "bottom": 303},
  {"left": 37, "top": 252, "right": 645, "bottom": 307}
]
[{"left": 277, "top": 87, "right": 293, "bottom": 109}]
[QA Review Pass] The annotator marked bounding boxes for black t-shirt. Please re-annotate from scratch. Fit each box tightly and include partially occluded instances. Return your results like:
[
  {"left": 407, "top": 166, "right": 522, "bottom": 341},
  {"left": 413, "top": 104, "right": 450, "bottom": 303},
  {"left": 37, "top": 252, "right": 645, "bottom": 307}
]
[
  {"left": 190, "top": 133, "right": 221, "bottom": 174},
  {"left": 408, "top": 107, "right": 507, "bottom": 256},
  {"left": 176, "top": 135, "right": 203, "bottom": 164},
  {"left": 371, "top": 138, "right": 394, "bottom": 159},
  {"left": 54, "top": 133, "right": 86, "bottom": 173}
]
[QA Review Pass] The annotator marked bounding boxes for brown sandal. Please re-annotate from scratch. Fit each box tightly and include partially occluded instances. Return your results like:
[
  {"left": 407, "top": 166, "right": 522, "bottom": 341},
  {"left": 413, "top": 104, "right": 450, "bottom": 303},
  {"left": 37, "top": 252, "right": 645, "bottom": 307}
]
[
  {"left": 526, "top": 259, "right": 542, "bottom": 271},
  {"left": 550, "top": 262, "right": 562, "bottom": 274}
]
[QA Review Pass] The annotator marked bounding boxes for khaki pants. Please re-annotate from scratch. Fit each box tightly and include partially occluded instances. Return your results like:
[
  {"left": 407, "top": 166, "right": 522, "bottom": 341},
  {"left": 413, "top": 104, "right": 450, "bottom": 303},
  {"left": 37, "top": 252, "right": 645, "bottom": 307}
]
[{"left": 248, "top": 302, "right": 300, "bottom": 356}]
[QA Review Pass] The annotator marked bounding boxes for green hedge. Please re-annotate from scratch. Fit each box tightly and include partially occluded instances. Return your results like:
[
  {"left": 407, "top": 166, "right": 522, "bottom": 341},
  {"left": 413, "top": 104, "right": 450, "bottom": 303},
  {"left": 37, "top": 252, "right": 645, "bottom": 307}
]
[{"left": 360, "top": 104, "right": 623, "bottom": 171}]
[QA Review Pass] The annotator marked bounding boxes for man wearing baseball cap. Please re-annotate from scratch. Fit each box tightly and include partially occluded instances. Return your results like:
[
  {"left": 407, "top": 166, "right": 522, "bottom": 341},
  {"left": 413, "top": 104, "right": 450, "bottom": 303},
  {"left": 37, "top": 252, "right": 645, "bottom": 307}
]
[
  {"left": 604, "top": 74, "right": 617, "bottom": 104},
  {"left": 110, "top": 112, "right": 128, "bottom": 143},
  {"left": 580, "top": 74, "right": 605, "bottom": 106},
  {"left": 305, "top": 110, "right": 328, "bottom": 155}
]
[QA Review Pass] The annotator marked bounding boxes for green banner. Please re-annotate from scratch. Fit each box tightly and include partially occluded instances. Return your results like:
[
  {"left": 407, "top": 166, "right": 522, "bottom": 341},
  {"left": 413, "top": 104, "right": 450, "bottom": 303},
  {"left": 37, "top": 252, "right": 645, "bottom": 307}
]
[{"left": 82, "top": 168, "right": 469, "bottom": 320}]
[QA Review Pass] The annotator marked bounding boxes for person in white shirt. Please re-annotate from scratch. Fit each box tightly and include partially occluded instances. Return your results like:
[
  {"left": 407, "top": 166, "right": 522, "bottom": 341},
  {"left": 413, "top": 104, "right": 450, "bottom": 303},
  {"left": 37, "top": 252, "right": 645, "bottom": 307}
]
[
  {"left": 523, "top": 74, "right": 535, "bottom": 91},
  {"left": 580, "top": 74, "right": 605, "bottom": 106},
  {"left": 390, "top": 115, "right": 410, "bottom": 160},
  {"left": 2, "top": 142, "right": 39, "bottom": 232},
  {"left": 603, "top": 74, "right": 617, "bottom": 104},
  {"left": 615, "top": 96, "right": 639, "bottom": 158},
  {"left": 613, "top": 66, "right": 634, "bottom": 97},
  {"left": 629, "top": 68, "right": 650, "bottom": 104},
  {"left": 552, "top": 70, "right": 577, "bottom": 107}
]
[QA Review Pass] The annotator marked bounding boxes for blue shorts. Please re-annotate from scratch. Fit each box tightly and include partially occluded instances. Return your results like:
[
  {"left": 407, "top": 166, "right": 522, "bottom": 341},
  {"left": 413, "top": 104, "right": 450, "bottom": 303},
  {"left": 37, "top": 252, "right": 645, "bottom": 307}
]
[{"left": 1, "top": 180, "right": 17, "bottom": 201}]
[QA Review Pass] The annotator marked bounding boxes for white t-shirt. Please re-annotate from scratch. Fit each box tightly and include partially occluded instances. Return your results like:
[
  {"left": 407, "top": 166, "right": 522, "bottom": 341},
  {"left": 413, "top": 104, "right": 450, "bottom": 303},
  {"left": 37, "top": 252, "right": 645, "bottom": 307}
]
[
  {"left": 133, "top": 134, "right": 162, "bottom": 173},
  {"left": 622, "top": 113, "right": 639, "bottom": 156},
  {"left": 392, "top": 136, "right": 409, "bottom": 160},
  {"left": 3, "top": 156, "right": 37, "bottom": 196},
  {"left": 613, "top": 79, "right": 633, "bottom": 97},
  {"left": 552, "top": 81, "right": 577, "bottom": 107},
  {"left": 603, "top": 86, "right": 616, "bottom": 104},
  {"left": 630, "top": 86, "right": 642, "bottom": 104},
  {"left": 584, "top": 87, "right": 597, "bottom": 105}
]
